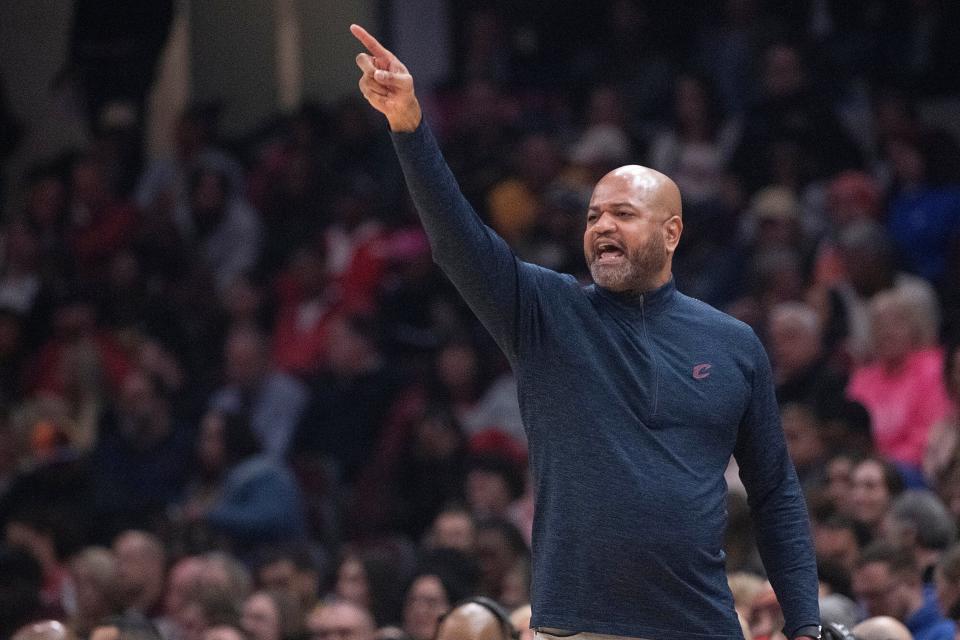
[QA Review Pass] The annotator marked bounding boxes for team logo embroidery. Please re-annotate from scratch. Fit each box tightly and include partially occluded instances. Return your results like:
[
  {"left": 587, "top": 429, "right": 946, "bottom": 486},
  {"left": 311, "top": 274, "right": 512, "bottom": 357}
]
[{"left": 692, "top": 363, "right": 712, "bottom": 380}]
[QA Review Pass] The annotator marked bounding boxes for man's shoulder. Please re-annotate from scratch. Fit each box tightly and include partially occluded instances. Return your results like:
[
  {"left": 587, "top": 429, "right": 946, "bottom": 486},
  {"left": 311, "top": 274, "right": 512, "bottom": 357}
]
[{"left": 674, "top": 292, "right": 758, "bottom": 342}]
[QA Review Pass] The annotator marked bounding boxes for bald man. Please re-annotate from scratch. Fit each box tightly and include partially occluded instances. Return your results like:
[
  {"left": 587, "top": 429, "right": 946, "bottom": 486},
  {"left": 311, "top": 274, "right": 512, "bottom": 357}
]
[
  {"left": 306, "top": 600, "right": 376, "bottom": 640},
  {"left": 851, "top": 617, "right": 913, "bottom": 640},
  {"left": 352, "top": 24, "right": 819, "bottom": 640},
  {"left": 436, "top": 599, "right": 518, "bottom": 640}
]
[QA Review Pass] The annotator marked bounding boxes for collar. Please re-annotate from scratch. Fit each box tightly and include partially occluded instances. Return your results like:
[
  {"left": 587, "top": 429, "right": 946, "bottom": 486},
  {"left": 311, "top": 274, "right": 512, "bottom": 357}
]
[{"left": 590, "top": 276, "right": 677, "bottom": 316}]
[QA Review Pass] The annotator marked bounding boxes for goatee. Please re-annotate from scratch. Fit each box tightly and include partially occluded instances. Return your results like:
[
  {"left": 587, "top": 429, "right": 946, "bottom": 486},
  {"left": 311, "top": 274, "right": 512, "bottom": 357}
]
[{"left": 589, "top": 233, "right": 668, "bottom": 294}]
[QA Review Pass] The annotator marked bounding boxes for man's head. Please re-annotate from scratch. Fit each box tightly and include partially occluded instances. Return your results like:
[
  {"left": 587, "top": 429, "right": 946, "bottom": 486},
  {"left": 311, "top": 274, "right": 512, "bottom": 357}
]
[
  {"left": 435, "top": 597, "right": 517, "bottom": 640},
  {"left": 255, "top": 547, "right": 320, "bottom": 614},
  {"left": 852, "top": 542, "right": 923, "bottom": 621},
  {"left": 767, "top": 302, "right": 823, "bottom": 381},
  {"left": 584, "top": 165, "right": 682, "bottom": 294},
  {"left": 306, "top": 600, "right": 376, "bottom": 640},
  {"left": 12, "top": 621, "right": 75, "bottom": 640},
  {"left": 851, "top": 616, "right": 912, "bottom": 640},
  {"left": 882, "top": 490, "right": 956, "bottom": 555},
  {"left": 112, "top": 531, "right": 166, "bottom": 613}
]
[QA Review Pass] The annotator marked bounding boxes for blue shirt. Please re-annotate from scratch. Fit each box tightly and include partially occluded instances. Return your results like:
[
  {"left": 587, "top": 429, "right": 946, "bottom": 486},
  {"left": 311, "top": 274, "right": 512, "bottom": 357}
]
[
  {"left": 907, "top": 590, "right": 956, "bottom": 640},
  {"left": 392, "top": 122, "right": 819, "bottom": 640}
]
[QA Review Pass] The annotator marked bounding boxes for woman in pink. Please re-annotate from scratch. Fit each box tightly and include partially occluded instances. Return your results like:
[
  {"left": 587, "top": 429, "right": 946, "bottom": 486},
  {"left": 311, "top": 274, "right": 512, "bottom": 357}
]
[{"left": 847, "top": 287, "right": 951, "bottom": 471}]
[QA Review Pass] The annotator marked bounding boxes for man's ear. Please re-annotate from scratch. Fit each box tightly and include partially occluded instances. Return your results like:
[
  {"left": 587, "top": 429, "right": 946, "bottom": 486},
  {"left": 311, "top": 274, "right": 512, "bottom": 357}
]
[{"left": 664, "top": 216, "right": 683, "bottom": 252}]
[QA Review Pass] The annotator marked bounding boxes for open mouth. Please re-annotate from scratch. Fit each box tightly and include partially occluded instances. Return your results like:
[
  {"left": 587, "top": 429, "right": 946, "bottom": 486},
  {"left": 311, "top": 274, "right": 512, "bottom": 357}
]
[{"left": 595, "top": 241, "right": 625, "bottom": 263}]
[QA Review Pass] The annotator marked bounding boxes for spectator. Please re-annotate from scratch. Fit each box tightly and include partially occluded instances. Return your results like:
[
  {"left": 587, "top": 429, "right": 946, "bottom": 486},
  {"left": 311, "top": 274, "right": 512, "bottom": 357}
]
[
  {"left": 885, "top": 130, "right": 960, "bottom": 289},
  {"left": 851, "top": 616, "right": 913, "bottom": 640},
  {"left": 113, "top": 530, "right": 166, "bottom": 619},
  {"left": 434, "top": 597, "right": 517, "bottom": 640},
  {"left": 882, "top": 490, "right": 956, "bottom": 584},
  {"left": 474, "top": 519, "right": 528, "bottom": 602},
  {"left": 424, "top": 506, "right": 477, "bottom": 555},
  {"left": 254, "top": 546, "right": 322, "bottom": 624},
  {"left": 848, "top": 288, "right": 951, "bottom": 473},
  {"left": 294, "top": 314, "right": 406, "bottom": 485},
  {"left": 330, "top": 549, "right": 406, "bottom": 628},
  {"left": 0, "top": 545, "right": 45, "bottom": 637},
  {"left": 90, "top": 369, "right": 193, "bottom": 535},
  {"left": 207, "top": 323, "right": 309, "bottom": 459},
  {"left": 851, "top": 457, "right": 906, "bottom": 536},
  {"left": 306, "top": 599, "right": 376, "bottom": 640},
  {"left": 401, "top": 550, "right": 479, "bottom": 640},
  {"left": 768, "top": 302, "right": 846, "bottom": 408},
  {"left": 781, "top": 402, "right": 827, "bottom": 493},
  {"left": 12, "top": 621, "right": 75, "bottom": 640},
  {"left": 198, "top": 413, "right": 308, "bottom": 553},
  {"left": 240, "top": 590, "right": 301, "bottom": 640},
  {"left": 66, "top": 546, "right": 120, "bottom": 638},
  {"left": 925, "top": 341, "right": 960, "bottom": 487},
  {"left": 934, "top": 543, "right": 960, "bottom": 622},
  {"left": 852, "top": 541, "right": 955, "bottom": 640}
]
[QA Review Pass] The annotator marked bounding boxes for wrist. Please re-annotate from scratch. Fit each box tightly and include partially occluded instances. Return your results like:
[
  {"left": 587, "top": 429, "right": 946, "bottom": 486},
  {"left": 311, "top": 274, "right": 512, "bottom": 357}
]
[{"left": 388, "top": 102, "right": 422, "bottom": 133}]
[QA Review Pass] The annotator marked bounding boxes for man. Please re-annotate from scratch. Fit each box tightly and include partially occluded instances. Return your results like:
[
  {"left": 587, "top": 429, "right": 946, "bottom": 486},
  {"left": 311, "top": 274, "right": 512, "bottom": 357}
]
[
  {"left": 852, "top": 542, "right": 954, "bottom": 640},
  {"left": 112, "top": 530, "right": 166, "bottom": 619},
  {"left": 767, "top": 302, "right": 846, "bottom": 409},
  {"left": 306, "top": 599, "right": 376, "bottom": 640},
  {"left": 436, "top": 597, "right": 519, "bottom": 640},
  {"left": 351, "top": 24, "right": 819, "bottom": 640},
  {"left": 254, "top": 546, "right": 321, "bottom": 620},
  {"left": 850, "top": 617, "right": 913, "bottom": 640},
  {"left": 881, "top": 490, "right": 956, "bottom": 584},
  {"left": 207, "top": 322, "right": 309, "bottom": 459}
]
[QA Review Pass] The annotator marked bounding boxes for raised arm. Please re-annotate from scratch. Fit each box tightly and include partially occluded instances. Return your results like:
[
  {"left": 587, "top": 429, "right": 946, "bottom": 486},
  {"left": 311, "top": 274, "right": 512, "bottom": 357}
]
[{"left": 351, "top": 24, "right": 530, "bottom": 361}]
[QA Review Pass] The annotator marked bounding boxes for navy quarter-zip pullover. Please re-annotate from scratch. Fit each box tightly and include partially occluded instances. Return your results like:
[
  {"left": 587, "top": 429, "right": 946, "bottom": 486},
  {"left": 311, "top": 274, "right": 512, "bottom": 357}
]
[{"left": 391, "top": 122, "right": 820, "bottom": 640}]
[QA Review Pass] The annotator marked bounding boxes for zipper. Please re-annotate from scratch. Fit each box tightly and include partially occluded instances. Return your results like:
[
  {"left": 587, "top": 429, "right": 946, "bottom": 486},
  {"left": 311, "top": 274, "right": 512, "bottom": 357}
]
[{"left": 639, "top": 294, "right": 660, "bottom": 417}]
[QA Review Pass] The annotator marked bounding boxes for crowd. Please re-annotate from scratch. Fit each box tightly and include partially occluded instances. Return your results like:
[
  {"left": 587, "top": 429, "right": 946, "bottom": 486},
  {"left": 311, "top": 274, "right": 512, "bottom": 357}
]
[{"left": 1, "top": 1, "right": 960, "bottom": 639}]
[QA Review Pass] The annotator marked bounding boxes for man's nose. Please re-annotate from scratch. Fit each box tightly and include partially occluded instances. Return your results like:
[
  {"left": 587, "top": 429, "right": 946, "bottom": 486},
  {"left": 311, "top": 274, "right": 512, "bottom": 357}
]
[{"left": 593, "top": 211, "right": 617, "bottom": 232}]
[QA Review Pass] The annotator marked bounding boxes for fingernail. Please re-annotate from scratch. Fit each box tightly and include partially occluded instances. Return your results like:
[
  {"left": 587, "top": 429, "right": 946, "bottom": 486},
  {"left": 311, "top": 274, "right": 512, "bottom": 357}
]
[{"left": 374, "top": 70, "right": 387, "bottom": 81}]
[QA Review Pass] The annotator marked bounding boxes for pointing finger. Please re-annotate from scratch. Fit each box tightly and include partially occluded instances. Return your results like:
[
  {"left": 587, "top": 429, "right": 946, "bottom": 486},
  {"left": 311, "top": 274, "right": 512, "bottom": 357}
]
[{"left": 350, "top": 24, "right": 394, "bottom": 62}]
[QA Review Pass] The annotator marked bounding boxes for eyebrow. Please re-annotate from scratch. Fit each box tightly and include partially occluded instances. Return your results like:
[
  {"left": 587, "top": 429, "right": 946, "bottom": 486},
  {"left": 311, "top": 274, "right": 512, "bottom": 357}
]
[{"left": 587, "top": 202, "right": 638, "bottom": 212}]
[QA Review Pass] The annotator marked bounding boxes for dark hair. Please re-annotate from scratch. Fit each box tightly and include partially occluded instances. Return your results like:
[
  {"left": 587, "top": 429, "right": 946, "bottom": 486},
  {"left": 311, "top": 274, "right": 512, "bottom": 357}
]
[
  {"left": 854, "top": 456, "right": 905, "bottom": 498},
  {"left": 408, "top": 548, "right": 481, "bottom": 608},
  {"left": 475, "top": 519, "right": 529, "bottom": 560},
  {"left": 254, "top": 543, "right": 319, "bottom": 574},
  {"left": 855, "top": 540, "right": 918, "bottom": 578},
  {"left": 888, "top": 490, "right": 957, "bottom": 551},
  {"left": 467, "top": 454, "right": 525, "bottom": 501}
]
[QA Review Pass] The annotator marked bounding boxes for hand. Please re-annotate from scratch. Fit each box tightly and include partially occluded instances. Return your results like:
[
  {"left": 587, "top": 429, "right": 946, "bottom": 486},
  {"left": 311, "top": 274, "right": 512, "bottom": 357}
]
[{"left": 350, "top": 23, "right": 422, "bottom": 132}]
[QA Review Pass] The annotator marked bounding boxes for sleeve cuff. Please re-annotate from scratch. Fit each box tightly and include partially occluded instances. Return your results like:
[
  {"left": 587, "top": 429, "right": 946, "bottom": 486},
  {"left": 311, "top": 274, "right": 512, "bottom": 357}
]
[{"left": 791, "top": 624, "right": 821, "bottom": 639}]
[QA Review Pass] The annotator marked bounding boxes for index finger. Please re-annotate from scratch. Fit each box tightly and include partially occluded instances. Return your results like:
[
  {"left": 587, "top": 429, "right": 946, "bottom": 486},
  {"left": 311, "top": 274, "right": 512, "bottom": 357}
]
[{"left": 350, "top": 24, "right": 394, "bottom": 61}]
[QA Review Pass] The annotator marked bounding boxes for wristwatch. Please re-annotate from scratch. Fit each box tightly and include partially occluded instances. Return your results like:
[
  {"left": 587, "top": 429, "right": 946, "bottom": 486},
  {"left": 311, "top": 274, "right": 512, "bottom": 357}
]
[{"left": 793, "top": 624, "right": 822, "bottom": 639}]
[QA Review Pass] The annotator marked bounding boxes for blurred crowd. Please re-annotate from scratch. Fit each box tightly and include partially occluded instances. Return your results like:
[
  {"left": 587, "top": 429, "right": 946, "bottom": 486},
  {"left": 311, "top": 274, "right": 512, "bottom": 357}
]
[{"left": 1, "top": 1, "right": 960, "bottom": 640}]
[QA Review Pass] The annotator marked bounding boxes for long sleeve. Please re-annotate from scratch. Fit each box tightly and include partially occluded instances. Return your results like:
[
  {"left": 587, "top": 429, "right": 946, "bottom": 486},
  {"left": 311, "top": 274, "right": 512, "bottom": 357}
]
[
  {"left": 391, "top": 122, "right": 525, "bottom": 361},
  {"left": 734, "top": 334, "right": 820, "bottom": 637}
]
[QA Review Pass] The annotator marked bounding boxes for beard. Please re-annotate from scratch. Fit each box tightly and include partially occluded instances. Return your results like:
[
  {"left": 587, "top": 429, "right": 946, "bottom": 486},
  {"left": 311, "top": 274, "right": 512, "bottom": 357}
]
[{"left": 588, "top": 232, "right": 668, "bottom": 293}]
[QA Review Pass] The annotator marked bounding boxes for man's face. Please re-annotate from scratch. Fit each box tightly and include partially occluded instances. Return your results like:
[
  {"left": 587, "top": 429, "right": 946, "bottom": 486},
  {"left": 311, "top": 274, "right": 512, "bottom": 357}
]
[
  {"left": 852, "top": 562, "right": 910, "bottom": 620},
  {"left": 307, "top": 603, "right": 375, "bottom": 640},
  {"left": 851, "top": 461, "right": 891, "bottom": 526},
  {"left": 769, "top": 316, "right": 821, "bottom": 378},
  {"left": 583, "top": 169, "right": 676, "bottom": 293}
]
